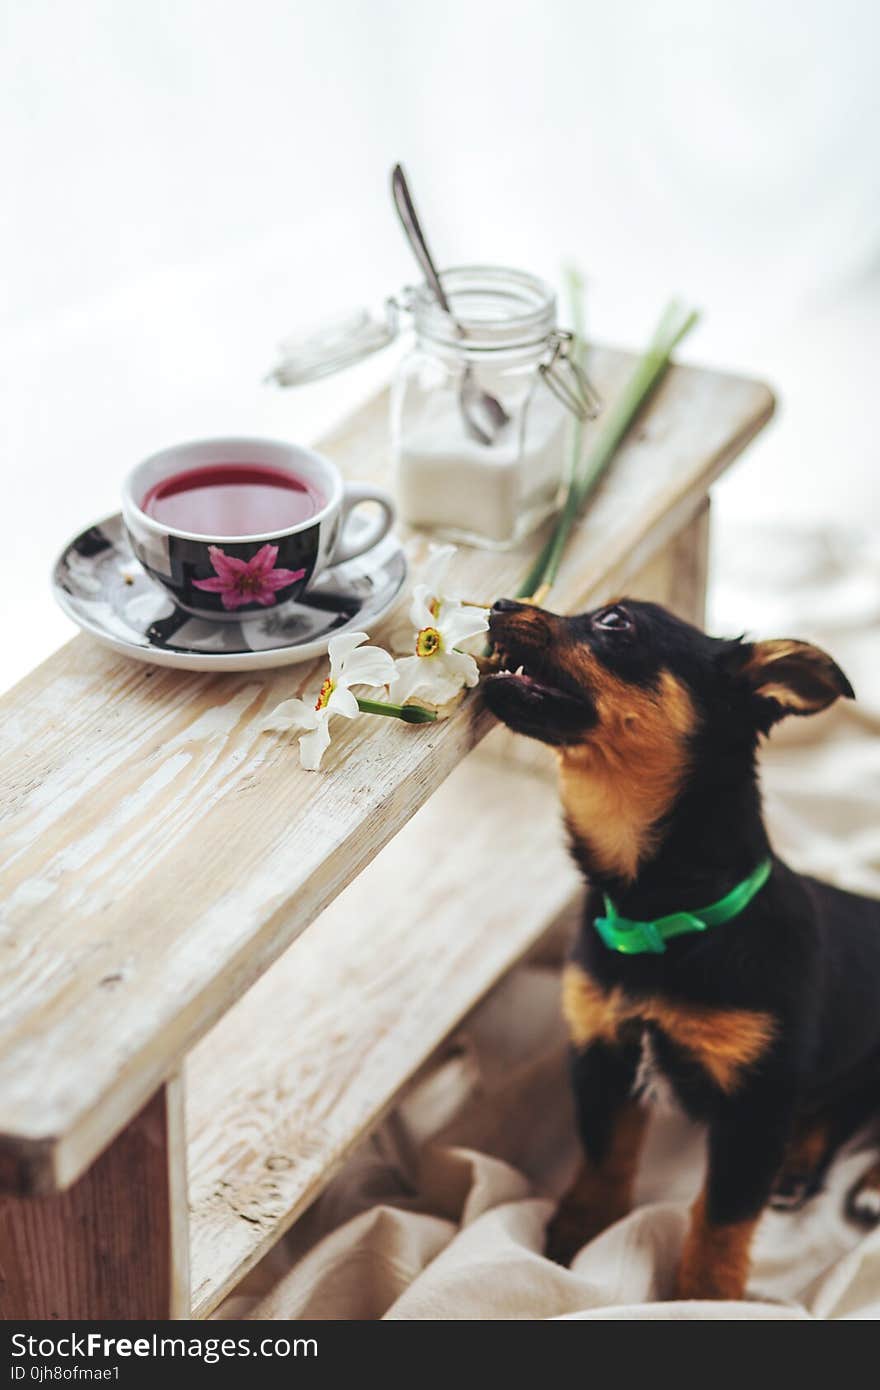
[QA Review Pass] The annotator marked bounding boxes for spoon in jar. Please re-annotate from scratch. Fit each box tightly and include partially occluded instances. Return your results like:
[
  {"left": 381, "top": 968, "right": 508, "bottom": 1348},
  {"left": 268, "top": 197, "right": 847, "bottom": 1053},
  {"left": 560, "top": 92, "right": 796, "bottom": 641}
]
[{"left": 391, "top": 163, "right": 509, "bottom": 446}]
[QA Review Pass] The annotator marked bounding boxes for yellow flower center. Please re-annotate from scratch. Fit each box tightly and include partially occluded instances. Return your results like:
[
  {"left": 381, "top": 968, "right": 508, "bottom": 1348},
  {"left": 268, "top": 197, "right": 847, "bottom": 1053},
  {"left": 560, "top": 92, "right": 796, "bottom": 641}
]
[
  {"left": 416, "top": 626, "right": 442, "bottom": 658},
  {"left": 428, "top": 597, "right": 441, "bottom": 619},
  {"left": 315, "top": 677, "right": 335, "bottom": 710}
]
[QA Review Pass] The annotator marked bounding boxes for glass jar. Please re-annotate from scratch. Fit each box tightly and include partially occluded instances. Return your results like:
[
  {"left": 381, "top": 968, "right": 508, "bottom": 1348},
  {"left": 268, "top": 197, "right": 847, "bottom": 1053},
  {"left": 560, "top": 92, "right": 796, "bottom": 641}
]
[
  {"left": 269, "top": 264, "right": 597, "bottom": 550},
  {"left": 394, "top": 266, "right": 595, "bottom": 548}
]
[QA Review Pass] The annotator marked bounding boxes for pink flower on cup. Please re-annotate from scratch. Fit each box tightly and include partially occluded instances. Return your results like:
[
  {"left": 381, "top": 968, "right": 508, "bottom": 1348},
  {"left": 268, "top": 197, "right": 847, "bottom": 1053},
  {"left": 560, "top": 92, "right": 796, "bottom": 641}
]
[{"left": 193, "top": 544, "right": 306, "bottom": 611}]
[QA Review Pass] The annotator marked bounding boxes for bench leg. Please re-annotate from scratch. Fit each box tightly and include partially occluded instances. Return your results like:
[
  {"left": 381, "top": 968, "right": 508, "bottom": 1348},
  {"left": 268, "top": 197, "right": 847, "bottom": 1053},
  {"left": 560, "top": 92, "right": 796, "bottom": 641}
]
[
  {"left": 666, "top": 498, "right": 710, "bottom": 627},
  {"left": 628, "top": 498, "right": 711, "bottom": 627},
  {"left": 0, "top": 1077, "right": 189, "bottom": 1319}
]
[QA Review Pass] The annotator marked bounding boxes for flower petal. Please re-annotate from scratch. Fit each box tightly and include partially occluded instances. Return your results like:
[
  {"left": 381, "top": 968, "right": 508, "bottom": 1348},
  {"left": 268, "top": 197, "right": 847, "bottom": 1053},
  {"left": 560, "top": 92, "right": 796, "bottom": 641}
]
[
  {"left": 418, "top": 657, "right": 475, "bottom": 702},
  {"left": 261, "top": 697, "right": 318, "bottom": 733},
  {"left": 220, "top": 588, "right": 252, "bottom": 610},
  {"left": 327, "top": 630, "right": 370, "bottom": 675},
  {"left": 387, "top": 656, "right": 425, "bottom": 705},
  {"left": 339, "top": 645, "right": 396, "bottom": 689},
  {"left": 261, "top": 566, "right": 307, "bottom": 591},
  {"left": 390, "top": 649, "right": 478, "bottom": 705},
  {"left": 207, "top": 545, "right": 248, "bottom": 579},
  {"left": 440, "top": 603, "right": 490, "bottom": 650},
  {"left": 192, "top": 576, "right": 229, "bottom": 593},
  {"left": 326, "top": 685, "right": 359, "bottom": 719},
  {"left": 439, "top": 648, "right": 481, "bottom": 688},
  {"left": 250, "top": 543, "right": 280, "bottom": 575},
  {"left": 387, "top": 612, "right": 418, "bottom": 656},
  {"left": 252, "top": 588, "right": 279, "bottom": 606},
  {"left": 408, "top": 585, "right": 436, "bottom": 631},
  {"left": 298, "top": 719, "right": 332, "bottom": 771},
  {"left": 455, "top": 627, "right": 491, "bottom": 657}
]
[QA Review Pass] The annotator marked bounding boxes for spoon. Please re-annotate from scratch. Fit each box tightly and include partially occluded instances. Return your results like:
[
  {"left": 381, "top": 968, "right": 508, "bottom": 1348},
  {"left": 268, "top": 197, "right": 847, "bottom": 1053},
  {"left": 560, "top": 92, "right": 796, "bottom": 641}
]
[{"left": 391, "top": 163, "right": 509, "bottom": 446}]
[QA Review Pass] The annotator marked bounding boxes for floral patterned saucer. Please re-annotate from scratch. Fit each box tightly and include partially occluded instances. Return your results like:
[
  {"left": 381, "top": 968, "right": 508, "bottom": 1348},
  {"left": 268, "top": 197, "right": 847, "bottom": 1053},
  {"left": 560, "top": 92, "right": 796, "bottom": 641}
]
[{"left": 51, "top": 512, "right": 407, "bottom": 671}]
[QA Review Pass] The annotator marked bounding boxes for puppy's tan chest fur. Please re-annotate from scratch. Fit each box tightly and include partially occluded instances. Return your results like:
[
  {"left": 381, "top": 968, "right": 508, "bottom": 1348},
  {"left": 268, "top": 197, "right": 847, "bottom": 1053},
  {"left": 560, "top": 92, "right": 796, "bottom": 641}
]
[
  {"left": 559, "top": 763, "right": 663, "bottom": 885},
  {"left": 562, "top": 964, "right": 776, "bottom": 1094},
  {"left": 557, "top": 670, "right": 696, "bottom": 882}
]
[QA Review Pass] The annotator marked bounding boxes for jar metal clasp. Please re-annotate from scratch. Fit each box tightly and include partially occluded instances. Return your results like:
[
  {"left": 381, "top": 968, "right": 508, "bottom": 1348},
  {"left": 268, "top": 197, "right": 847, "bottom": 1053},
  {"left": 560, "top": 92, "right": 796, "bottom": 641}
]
[{"left": 539, "top": 330, "right": 602, "bottom": 421}]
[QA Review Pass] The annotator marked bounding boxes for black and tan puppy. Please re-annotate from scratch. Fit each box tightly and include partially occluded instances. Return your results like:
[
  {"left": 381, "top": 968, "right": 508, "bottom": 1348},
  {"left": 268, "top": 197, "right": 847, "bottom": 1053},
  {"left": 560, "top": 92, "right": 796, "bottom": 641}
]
[{"left": 484, "top": 596, "right": 880, "bottom": 1301}]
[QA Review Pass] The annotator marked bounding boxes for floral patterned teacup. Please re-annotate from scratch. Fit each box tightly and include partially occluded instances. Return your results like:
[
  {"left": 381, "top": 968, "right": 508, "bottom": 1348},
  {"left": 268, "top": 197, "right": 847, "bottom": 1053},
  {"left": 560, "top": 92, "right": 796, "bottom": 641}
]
[{"left": 122, "top": 437, "right": 395, "bottom": 622}]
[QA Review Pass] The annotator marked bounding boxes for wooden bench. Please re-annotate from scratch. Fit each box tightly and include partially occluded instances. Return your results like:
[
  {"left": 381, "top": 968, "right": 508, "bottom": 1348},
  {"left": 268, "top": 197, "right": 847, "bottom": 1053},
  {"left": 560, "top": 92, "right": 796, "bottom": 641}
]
[{"left": 0, "top": 349, "right": 773, "bottom": 1318}]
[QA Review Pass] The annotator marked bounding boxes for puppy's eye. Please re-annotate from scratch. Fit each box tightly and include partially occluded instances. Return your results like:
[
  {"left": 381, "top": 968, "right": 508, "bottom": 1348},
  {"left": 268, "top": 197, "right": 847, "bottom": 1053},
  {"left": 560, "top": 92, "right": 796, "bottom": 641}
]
[{"left": 593, "top": 605, "right": 633, "bottom": 632}]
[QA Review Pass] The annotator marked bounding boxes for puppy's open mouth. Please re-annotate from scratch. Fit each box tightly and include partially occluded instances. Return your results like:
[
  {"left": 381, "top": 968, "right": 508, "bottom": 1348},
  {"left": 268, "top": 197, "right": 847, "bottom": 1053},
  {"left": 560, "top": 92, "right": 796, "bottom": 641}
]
[
  {"left": 484, "top": 630, "right": 596, "bottom": 744},
  {"left": 489, "top": 649, "right": 579, "bottom": 702}
]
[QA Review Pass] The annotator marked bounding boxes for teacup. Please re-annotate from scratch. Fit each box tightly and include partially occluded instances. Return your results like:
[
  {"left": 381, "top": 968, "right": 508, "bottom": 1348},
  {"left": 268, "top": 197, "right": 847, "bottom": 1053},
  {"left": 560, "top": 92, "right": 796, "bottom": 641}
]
[{"left": 122, "top": 436, "right": 395, "bottom": 622}]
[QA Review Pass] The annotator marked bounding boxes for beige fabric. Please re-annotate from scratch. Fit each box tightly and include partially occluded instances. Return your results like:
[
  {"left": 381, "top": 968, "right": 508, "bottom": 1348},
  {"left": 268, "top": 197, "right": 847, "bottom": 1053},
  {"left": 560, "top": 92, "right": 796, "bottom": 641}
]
[{"left": 216, "top": 525, "right": 880, "bottom": 1321}]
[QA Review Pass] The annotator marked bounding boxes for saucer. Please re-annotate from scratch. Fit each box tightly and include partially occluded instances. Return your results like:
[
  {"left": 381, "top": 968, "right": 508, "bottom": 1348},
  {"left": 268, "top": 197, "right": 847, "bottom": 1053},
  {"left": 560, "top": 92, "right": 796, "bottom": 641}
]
[{"left": 52, "top": 512, "right": 407, "bottom": 671}]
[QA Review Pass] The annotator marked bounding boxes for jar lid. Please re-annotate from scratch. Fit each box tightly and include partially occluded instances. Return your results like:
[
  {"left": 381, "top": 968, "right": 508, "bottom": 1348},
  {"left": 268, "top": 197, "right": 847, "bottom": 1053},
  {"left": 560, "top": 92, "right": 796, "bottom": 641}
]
[{"left": 268, "top": 306, "right": 397, "bottom": 386}]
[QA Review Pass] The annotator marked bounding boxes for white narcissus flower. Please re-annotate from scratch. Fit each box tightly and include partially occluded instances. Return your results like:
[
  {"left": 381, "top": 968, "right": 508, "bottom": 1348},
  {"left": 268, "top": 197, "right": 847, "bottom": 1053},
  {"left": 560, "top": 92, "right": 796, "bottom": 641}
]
[
  {"left": 412, "top": 542, "right": 489, "bottom": 657},
  {"left": 389, "top": 585, "right": 489, "bottom": 706},
  {"left": 262, "top": 631, "right": 395, "bottom": 770},
  {"left": 389, "top": 543, "right": 462, "bottom": 654}
]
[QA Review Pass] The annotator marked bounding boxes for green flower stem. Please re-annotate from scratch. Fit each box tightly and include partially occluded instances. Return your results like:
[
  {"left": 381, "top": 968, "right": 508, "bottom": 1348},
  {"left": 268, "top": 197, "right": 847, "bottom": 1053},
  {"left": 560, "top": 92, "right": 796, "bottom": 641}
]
[
  {"left": 516, "top": 296, "right": 700, "bottom": 602},
  {"left": 356, "top": 697, "right": 438, "bottom": 724},
  {"left": 558, "top": 265, "right": 588, "bottom": 498},
  {"left": 511, "top": 267, "right": 588, "bottom": 608},
  {"left": 530, "top": 265, "right": 590, "bottom": 596}
]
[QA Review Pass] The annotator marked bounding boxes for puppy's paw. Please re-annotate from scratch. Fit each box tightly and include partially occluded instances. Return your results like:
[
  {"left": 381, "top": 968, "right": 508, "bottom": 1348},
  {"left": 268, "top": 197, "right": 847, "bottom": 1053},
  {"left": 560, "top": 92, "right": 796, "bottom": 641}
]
[
  {"left": 545, "top": 1197, "right": 619, "bottom": 1266},
  {"left": 769, "top": 1169, "right": 822, "bottom": 1212},
  {"left": 846, "top": 1161, "right": 880, "bottom": 1228},
  {"left": 545, "top": 1207, "right": 588, "bottom": 1266},
  {"left": 770, "top": 1121, "right": 829, "bottom": 1212}
]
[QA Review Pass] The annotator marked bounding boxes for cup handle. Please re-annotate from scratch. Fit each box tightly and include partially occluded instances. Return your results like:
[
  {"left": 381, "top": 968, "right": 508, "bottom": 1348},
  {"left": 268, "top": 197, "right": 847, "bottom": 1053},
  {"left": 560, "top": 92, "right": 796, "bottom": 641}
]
[{"left": 331, "top": 483, "right": 396, "bottom": 565}]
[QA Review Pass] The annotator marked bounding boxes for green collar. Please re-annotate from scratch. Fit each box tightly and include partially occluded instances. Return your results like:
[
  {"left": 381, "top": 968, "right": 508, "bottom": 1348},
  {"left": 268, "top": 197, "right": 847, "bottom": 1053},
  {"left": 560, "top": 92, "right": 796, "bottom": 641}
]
[{"left": 594, "top": 858, "right": 772, "bottom": 956}]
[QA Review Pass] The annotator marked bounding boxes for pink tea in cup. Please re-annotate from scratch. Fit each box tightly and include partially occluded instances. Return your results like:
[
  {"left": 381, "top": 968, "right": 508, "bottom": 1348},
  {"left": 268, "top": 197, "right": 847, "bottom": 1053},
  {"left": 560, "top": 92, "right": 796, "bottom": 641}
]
[{"left": 141, "top": 463, "right": 323, "bottom": 536}]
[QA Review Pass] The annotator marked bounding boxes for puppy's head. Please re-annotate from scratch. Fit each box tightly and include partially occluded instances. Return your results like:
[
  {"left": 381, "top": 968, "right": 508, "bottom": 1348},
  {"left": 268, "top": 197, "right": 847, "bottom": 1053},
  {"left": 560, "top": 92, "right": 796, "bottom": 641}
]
[
  {"left": 486, "top": 597, "right": 855, "bottom": 882},
  {"left": 484, "top": 597, "right": 854, "bottom": 754}
]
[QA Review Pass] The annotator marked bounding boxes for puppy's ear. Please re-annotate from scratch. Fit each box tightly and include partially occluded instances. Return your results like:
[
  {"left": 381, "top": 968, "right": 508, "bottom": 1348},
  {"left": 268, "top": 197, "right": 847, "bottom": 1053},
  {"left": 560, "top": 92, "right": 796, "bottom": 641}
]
[{"left": 720, "top": 638, "right": 854, "bottom": 727}]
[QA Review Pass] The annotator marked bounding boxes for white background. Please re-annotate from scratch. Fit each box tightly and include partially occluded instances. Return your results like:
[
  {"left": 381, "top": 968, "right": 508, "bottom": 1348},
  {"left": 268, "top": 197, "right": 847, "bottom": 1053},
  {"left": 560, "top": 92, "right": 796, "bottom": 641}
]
[{"left": 3, "top": 0, "right": 879, "bottom": 690}]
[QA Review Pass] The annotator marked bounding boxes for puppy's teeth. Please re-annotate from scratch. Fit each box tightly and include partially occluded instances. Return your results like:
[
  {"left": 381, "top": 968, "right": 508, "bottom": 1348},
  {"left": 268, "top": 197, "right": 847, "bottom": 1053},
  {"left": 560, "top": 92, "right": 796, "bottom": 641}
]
[{"left": 515, "top": 665, "right": 525, "bottom": 676}]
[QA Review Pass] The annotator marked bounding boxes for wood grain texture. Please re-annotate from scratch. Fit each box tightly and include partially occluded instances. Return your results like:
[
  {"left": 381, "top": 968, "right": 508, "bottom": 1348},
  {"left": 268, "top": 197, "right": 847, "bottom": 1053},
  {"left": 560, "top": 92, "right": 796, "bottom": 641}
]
[
  {"left": 0, "top": 1078, "right": 189, "bottom": 1319},
  {"left": 186, "top": 749, "right": 580, "bottom": 1317},
  {"left": 0, "top": 350, "right": 773, "bottom": 1192}
]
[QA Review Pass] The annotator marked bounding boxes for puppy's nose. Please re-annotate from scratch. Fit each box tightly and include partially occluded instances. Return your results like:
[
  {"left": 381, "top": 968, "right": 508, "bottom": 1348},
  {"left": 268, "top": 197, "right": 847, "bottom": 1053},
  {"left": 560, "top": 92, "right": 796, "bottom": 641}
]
[{"left": 492, "top": 598, "right": 525, "bottom": 613}]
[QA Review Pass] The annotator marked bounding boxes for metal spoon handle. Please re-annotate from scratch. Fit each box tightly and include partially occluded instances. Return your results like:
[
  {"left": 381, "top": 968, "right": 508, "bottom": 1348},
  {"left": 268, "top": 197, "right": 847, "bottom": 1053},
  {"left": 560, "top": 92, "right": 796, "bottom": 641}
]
[
  {"left": 391, "top": 163, "right": 455, "bottom": 319},
  {"left": 389, "top": 161, "right": 510, "bottom": 447}
]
